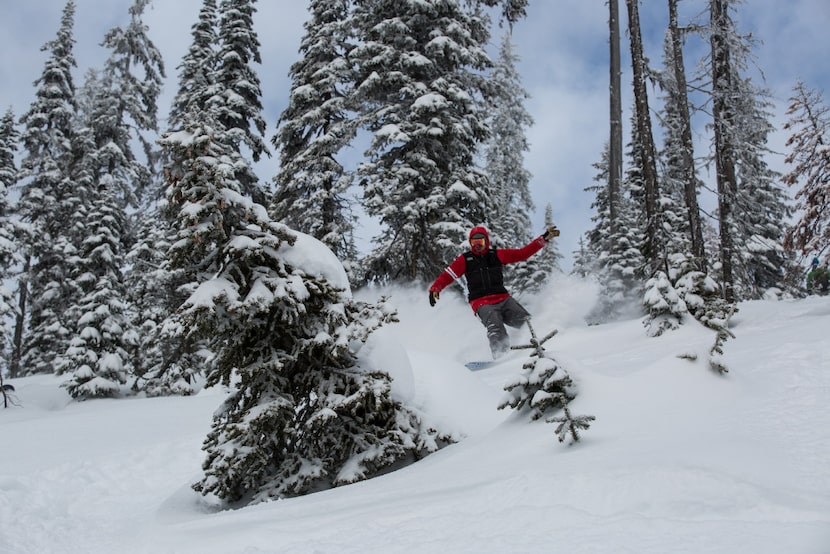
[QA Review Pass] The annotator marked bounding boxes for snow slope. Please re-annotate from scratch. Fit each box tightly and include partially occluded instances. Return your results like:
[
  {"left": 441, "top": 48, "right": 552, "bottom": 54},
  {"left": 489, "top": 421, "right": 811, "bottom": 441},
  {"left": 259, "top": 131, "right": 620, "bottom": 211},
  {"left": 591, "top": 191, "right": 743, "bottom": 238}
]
[{"left": 1, "top": 281, "right": 829, "bottom": 554}]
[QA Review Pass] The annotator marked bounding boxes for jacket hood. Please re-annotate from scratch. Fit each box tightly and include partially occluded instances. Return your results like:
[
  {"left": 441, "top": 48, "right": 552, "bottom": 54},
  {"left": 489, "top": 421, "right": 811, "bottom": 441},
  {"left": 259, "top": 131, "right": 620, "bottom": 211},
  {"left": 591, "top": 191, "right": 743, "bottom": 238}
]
[{"left": 469, "top": 226, "right": 490, "bottom": 251}]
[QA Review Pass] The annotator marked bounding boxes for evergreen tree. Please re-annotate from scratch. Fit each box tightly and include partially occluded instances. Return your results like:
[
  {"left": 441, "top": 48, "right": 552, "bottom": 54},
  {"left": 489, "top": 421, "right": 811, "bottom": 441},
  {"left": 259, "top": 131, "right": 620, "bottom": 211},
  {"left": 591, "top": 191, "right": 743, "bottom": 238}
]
[
  {"left": 162, "top": 108, "right": 445, "bottom": 505},
  {"left": 17, "top": 0, "right": 79, "bottom": 375},
  {"left": 59, "top": 0, "right": 165, "bottom": 396},
  {"left": 124, "top": 206, "right": 203, "bottom": 396},
  {"left": 730, "top": 75, "right": 796, "bottom": 298},
  {"left": 625, "top": 0, "right": 663, "bottom": 277},
  {"left": 271, "top": 0, "right": 357, "bottom": 262},
  {"left": 708, "top": 0, "right": 739, "bottom": 301},
  {"left": 702, "top": 0, "right": 794, "bottom": 299},
  {"left": 483, "top": 31, "right": 534, "bottom": 247},
  {"left": 168, "top": 0, "right": 218, "bottom": 131},
  {"left": 126, "top": 0, "right": 219, "bottom": 396},
  {"left": 587, "top": 121, "right": 648, "bottom": 323},
  {"left": 665, "top": 0, "right": 705, "bottom": 260},
  {"left": 782, "top": 82, "right": 830, "bottom": 263},
  {"left": 211, "top": 0, "right": 270, "bottom": 204},
  {"left": 351, "top": 0, "right": 492, "bottom": 283},
  {"left": 97, "top": 0, "right": 166, "bottom": 209},
  {"left": 62, "top": 152, "right": 131, "bottom": 398},
  {"left": 0, "top": 109, "right": 22, "bottom": 375}
]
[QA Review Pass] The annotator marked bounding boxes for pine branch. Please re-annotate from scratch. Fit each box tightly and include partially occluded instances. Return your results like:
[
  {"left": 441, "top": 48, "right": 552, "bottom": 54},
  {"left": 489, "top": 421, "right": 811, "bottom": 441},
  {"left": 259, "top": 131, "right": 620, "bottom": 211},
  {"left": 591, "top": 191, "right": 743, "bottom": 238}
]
[{"left": 547, "top": 396, "right": 595, "bottom": 444}]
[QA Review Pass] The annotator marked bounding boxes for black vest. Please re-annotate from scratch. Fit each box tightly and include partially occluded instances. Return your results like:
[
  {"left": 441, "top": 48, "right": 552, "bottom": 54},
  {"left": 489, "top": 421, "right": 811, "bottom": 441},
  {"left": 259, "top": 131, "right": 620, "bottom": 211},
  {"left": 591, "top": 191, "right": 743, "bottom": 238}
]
[{"left": 464, "top": 249, "right": 508, "bottom": 301}]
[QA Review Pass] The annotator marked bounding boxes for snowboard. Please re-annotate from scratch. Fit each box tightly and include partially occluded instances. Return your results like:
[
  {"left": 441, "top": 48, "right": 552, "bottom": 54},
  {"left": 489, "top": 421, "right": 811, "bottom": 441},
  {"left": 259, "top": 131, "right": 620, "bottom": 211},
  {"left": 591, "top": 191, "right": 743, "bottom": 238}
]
[{"left": 464, "top": 360, "right": 496, "bottom": 371}]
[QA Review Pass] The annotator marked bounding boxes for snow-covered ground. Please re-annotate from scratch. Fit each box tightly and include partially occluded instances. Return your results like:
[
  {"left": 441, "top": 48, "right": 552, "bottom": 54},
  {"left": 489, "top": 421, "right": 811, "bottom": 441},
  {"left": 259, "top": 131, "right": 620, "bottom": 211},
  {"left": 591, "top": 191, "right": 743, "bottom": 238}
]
[{"left": 2, "top": 280, "right": 829, "bottom": 554}]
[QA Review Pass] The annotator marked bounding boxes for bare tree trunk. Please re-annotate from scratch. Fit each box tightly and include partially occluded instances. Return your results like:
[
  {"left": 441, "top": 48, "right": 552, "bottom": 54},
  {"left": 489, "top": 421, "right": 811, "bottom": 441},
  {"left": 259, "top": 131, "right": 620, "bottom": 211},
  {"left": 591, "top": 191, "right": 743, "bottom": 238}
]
[
  {"left": 609, "top": 0, "right": 623, "bottom": 230},
  {"left": 668, "top": 0, "right": 705, "bottom": 261},
  {"left": 9, "top": 256, "right": 29, "bottom": 379},
  {"left": 710, "top": 0, "right": 737, "bottom": 301},
  {"left": 625, "top": 0, "right": 662, "bottom": 274}
]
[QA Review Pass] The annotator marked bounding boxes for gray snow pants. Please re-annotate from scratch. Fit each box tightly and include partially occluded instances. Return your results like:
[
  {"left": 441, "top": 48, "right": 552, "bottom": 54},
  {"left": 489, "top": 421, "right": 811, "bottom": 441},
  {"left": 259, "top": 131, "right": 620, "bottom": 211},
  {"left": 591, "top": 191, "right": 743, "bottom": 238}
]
[{"left": 475, "top": 297, "right": 530, "bottom": 358}]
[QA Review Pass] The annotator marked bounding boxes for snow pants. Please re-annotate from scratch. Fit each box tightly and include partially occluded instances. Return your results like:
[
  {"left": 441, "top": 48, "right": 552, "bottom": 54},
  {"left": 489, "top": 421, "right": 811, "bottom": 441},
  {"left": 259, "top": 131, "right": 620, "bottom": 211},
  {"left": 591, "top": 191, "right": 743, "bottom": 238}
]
[{"left": 475, "top": 297, "right": 530, "bottom": 358}]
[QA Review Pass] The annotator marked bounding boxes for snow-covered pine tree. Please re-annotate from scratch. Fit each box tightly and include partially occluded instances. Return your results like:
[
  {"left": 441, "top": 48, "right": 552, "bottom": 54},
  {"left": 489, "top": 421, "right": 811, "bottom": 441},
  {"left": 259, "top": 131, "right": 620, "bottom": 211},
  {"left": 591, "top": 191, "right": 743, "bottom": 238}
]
[
  {"left": 708, "top": 0, "right": 740, "bottom": 302},
  {"left": 625, "top": 0, "right": 663, "bottom": 279},
  {"left": 168, "top": 0, "right": 218, "bottom": 132},
  {"left": 695, "top": 5, "right": 795, "bottom": 299},
  {"left": 59, "top": 0, "right": 165, "bottom": 396},
  {"left": 482, "top": 31, "right": 539, "bottom": 292},
  {"left": 97, "top": 0, "right": 166, "bottom": 209},
  {"left": 211, "top": 0, "right": 270, "bottom": 205},
  {"left": 483, "top": 31, "right": 534, "bottom": 248},
  {"left": 62, "top": 130, "right": 131, "bottom": 398},
  {"left": 0, "top": 109, "right": 22, "bottom": 375},
  {"left": 585, "top": 130, "right": 646, "bottom": 323},
  {"left": 125, "top": 0, "right": 219, "bottom": 396},
  {"left": 498, "top": 322, "right": 594, "bottom": 443},
  {"left": 124, "top": 205, "right": 205, "bottom": 396},
  {"left": 351, "top": 0, "right": 492, "bottom": 283},
  {"left": 271, "top": 0, "right": 358, "bottom": 264},
  {"left": 782, "top": 82, "right": 830, "bottom": 265},
  {"left": 17, "top": 0, "right": 79, "bottom": 375},
  {"left": 730, "top": 76, "right": 797, "bottom": 298},
  {"left": 164, "top": 108, "right": 446, "bottom": 505},
  {"left": 642, "top": 270, "right": 687, "bottom": 337}
]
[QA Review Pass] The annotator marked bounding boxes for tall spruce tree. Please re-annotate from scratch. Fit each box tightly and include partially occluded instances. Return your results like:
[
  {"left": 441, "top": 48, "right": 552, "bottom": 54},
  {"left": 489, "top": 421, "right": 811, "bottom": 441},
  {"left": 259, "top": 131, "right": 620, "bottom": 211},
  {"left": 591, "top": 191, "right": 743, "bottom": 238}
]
[
  {"left": 168, "top": 0, "right": 218, "bottom": 131},
  {"left": 482, "top": 31, "right": 537, "bottom": 293},
  {"left": 484, "top": 31, "right": 534, "bottom": 247},
  {"left": 97, "top": 0, "right": 166, "bottom": 209},
  {"left": 17, "top": 0, "right": 79, "bottom": 375},
  {"left": 61, "top": 107, "right": 130, "bottom": 399},
  {"left": 0, "top": 109, "right": 22, "bottom": 375},
  {"left": 59, "top": 0, "right": 165, "bottom": 396},
  {"left": 666, "top": 0, "right": 705, "bottom": 261},
  {"left": 126, "top": 0, "right": 219, "bottom": 396},
  {"left": 581, "top": 144, "right": 645, "bottom": 323},
  {"left": 730, "top": 75, "right": 795, "bottom": 298},
  {"left": 351, "top": 0, "right": 492, "bottom": 283},
  {"left": 271, "top": 0, "right": 358, "bottom": 263},
  {"left": 608, "top": 0, "right": 623, "bottom": 233},
  {"left": 211, "top": 0, "right": 270, "bottom": 204},
  {"left": 162, "top": 107, "right": 445, "bottom": 505},
  {"left": 783, "top": 82, "right": 830, "bottom": 262},
  {"left": 703, "top": 0, "right": 793, "bottom": 299},
  {"left": 709, "top": 0, "right": 739, "bottom": 302},
  {"left": 625, "top": 0, "right": 663, "bottom": 276}
]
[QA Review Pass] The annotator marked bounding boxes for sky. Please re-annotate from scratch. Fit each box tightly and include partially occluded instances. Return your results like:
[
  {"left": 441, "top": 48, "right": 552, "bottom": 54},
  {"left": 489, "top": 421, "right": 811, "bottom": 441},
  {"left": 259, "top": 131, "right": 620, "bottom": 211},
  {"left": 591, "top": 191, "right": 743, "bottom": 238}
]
[
  {"left": 2, "top": 266, "right": 829, "bottom": 553},
  {"left": 0, "top": 0, "right": 829, "bottom": 269}
]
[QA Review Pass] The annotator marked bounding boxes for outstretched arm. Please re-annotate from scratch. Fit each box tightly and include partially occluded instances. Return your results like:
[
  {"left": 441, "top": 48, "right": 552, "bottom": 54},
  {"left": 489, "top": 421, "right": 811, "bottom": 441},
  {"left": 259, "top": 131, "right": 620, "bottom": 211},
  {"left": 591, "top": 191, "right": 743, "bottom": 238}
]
[
  {"left": 429, "top": 254, "right": 467, "bottom": 294},
  {"left": 497, "top": 226, "right": 559, "bottom": 265}
]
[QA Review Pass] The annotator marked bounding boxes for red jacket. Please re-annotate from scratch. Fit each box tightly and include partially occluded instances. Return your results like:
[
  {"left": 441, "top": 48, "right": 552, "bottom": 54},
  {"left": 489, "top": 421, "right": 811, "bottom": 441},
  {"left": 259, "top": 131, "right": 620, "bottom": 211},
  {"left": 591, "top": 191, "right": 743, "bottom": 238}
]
[{"left": 429, "top": 227, "right": 547, "bottom": 313}]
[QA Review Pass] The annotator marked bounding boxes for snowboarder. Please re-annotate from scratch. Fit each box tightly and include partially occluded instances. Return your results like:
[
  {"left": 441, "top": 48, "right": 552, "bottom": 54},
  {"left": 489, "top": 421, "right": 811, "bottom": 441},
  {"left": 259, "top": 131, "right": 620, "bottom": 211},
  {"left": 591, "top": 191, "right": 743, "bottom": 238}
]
[{"left": 428, "top": 225, "right": 560, "bottom": 358}]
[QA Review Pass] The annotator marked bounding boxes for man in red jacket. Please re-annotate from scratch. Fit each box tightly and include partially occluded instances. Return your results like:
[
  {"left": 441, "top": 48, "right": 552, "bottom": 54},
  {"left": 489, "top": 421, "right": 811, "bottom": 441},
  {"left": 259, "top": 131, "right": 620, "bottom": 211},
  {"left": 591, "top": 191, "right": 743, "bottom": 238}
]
[{"left": 429, "top": 225, "right": 560, "bottom": 358}]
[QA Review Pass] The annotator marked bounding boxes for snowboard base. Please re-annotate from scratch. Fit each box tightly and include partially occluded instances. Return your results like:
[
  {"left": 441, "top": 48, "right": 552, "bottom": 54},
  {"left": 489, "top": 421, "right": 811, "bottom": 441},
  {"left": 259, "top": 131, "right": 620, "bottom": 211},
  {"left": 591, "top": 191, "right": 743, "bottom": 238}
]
[{"left": 464, "top": 360, "right": 496, "bottom": 370}]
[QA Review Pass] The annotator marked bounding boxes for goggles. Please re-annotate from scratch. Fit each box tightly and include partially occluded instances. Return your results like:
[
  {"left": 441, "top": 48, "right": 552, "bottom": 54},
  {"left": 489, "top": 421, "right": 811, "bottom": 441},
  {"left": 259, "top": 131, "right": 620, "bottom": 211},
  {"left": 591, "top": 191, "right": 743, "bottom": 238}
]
[{"left": 470, "top": 236, "right": 486, "bottom": 246}]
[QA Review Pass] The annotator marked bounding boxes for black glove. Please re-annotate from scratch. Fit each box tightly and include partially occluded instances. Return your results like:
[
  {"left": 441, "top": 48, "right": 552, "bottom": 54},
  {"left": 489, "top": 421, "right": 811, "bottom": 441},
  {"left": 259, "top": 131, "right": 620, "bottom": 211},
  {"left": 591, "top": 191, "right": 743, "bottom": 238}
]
[
  {"left": 429, "top": 290, "right": 439, "bottom": 307},
  {"left": 543, "top": 225, "right": 560, "bottom": 242}
]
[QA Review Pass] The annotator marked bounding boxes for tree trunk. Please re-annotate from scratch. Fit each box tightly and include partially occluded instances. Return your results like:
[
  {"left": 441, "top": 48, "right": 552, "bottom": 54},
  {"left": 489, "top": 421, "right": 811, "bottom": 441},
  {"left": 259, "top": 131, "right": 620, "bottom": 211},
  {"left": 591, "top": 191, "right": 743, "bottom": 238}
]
[
  {"left": 710, "top": 0, "right": 738, "bottom": 301},
  {"left": 668, "top": 0, "right": 705, "bottom": 261},
  {"left": 9, "top": 256, "right": 29, "bottom": 379},
  {"left": 625, "top": 0, "right": 662, "bottom": 274},
  {"left": 609, "top": 0, "right": 623, "bottom": 230}
]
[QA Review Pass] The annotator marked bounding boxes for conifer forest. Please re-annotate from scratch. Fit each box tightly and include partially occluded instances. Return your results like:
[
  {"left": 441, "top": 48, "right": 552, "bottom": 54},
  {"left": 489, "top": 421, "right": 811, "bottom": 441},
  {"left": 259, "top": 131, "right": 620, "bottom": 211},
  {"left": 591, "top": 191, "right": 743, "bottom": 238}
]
[{"left": 0, "top": 0, "right": 827, "bottom": 506}]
